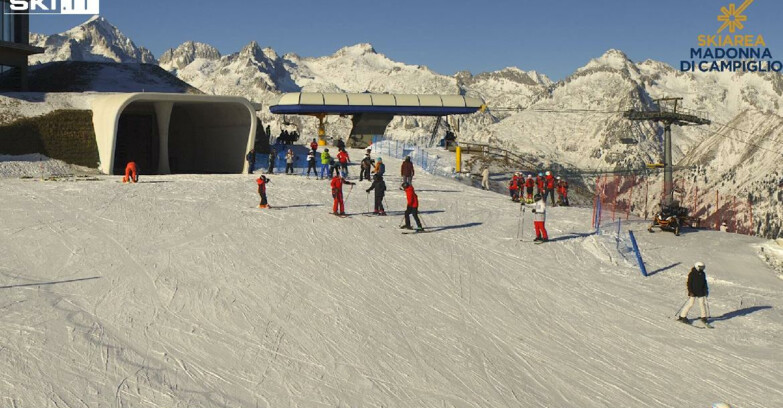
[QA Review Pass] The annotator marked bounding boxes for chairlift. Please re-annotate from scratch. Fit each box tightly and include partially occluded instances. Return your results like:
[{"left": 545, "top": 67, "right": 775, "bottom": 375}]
[
  {"left": 620, "top": 137, "right": 638, "bottom": 145},
  {"left": 646, "top": 163, "right": 664, "bottom": 169}
]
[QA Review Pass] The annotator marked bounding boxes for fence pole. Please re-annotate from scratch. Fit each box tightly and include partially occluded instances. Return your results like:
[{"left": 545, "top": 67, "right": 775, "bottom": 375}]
[
  {"left": 627, "top": 175, "right": 635, "bottom": 220},
  {"left": 715, "top": 191, "right": 720, "bottom": 230},
  {"left": 644, "top": 175, "right": 649, "bottom": 220},
  {"left": 592, "top": 177, "right": 599, "bottom": 228},
  {"left": 733, "top": 196, "right": 737, "bottom": 233},
  {"left": 749, "top": 199, "right": 754, "bottom": 236},
  {"left": 611, "top": 175, "right": 618, "bottom": 222}
]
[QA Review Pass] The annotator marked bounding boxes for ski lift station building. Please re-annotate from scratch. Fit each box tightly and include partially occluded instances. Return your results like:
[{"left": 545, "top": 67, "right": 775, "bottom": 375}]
[
  {"left": 91, "top": 93, "right": 258, "bottom": 175},
  {"left": 269, "top": 92, "right": 485, "bottom": 147}
]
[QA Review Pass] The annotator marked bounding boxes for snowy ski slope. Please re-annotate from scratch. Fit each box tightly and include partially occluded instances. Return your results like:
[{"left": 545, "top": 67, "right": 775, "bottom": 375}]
[{"left": 0, "top": 153, "right": 781, "bottom": 407}]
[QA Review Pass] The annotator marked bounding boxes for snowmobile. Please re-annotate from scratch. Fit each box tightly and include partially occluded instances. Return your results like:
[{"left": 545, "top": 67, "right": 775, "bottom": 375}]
[{"left": 648, "top": 200, "right": 689, "bottom": 236}]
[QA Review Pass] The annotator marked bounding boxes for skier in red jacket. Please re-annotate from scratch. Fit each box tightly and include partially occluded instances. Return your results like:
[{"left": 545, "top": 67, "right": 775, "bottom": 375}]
[
  {"left": 401, "top": 182, "right": 424, "bottom": 231},
  {"left": 536, "top": 172, "right": 545, "bottom": 195},
  {"left": 524, "top": 174, "right": 535, "bottom": 203},
  {"left": 123, "top": 161, "right": 138, "bottom": 183},
  {"left": 257, "top": 175, "right": 270, "bottom": 208},
  {"left": 544, "top": 171, "right": 556, "bottom": 205},
  {"left": 509, "top": 174, "right": 520, "bottom": 202},
  {"left": 336, "top": 148, "right": 350, "bottom": 178},
  {"left": 330, "top": 174, "right": 355, "bottom": 215}
]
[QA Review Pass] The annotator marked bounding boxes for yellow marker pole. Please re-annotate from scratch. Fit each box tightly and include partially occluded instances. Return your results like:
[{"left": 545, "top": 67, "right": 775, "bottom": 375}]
[
  {"left": 317, "top": 115, "right": 327, "bottom": 146},
  {"left": 455, "top": 146, "right": 462, "bottom": 173}
]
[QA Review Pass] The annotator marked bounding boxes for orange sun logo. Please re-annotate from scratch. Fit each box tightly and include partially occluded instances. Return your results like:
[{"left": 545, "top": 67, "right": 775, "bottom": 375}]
[{"left": 717, "top": 0, "right": 754, "bottom": 33}]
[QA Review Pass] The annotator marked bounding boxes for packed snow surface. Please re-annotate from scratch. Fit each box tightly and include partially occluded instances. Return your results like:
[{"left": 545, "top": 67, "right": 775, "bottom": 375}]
[{"left": 0, "top": 153, "right": 781, "bottom": 407}]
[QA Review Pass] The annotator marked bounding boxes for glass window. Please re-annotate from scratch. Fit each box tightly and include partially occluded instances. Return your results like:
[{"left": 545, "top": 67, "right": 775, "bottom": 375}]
[{"left": 2, "top": 1, "right": 14, "bottom": 43}]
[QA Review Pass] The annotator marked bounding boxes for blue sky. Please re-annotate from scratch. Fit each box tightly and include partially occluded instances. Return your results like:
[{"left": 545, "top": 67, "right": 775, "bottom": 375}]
[{"left": 31, "top": 0, "right": 783, "bottom": 80}]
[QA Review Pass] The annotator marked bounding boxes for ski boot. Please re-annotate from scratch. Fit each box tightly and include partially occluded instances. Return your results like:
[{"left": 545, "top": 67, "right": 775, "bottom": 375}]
[
  {"left": 677, "top": 316, "right": 690, "bottom": 324},
  {"left": 400, "top": 225, "right": 413, "bottom": 230}
]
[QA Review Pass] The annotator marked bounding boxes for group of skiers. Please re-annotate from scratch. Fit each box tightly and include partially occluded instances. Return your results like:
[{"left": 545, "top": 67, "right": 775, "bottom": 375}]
[
  {"left": 508, "top": 171, "right": 569, "bottom": 206},
  {"left": 255, "top": 148, "right": 423, "bottom": 230}
]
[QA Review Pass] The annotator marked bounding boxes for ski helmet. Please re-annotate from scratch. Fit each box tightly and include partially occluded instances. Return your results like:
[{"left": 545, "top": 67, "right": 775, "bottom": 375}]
[
  {"left": 527, "top": 174, "right": 532, "bottom": 179},
  {"left": 325, "top": 148, "right": 329, "bottom": 152},
  {"left": 694, "top": 262, "right": 705, "bottom": 271},
  {"left": 546, "top": 171, "right": 551, "bottom": 176},
  {"left": 556, "top": 176, "right": 560, "bottom": 180},
  {"left": 401, "top": 182, "right": 410, "bottom": 188},
  {"left": 538, "top": 172, "right": 543, "bottom": 177}
]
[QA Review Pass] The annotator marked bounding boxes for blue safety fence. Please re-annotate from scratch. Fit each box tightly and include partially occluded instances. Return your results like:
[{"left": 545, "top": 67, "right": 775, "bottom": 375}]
[
  {"left": 248, "top": 144, "right": 325, "bottom": 175},
  {"left": 370, "top": 136, "right": 454, "bottom": 178}
]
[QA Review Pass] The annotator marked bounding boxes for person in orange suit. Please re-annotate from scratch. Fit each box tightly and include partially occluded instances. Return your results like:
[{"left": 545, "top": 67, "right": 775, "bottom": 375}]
[{"left": 123, "top": 161, "right": 138, "bottom": 183}]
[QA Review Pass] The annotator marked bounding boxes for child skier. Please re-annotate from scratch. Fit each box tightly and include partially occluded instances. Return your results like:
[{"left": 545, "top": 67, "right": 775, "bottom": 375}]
[
  {"left": 531, "top": 193, "right": 549, "bottom": 242},
  {"left": 257, "top": 175, "right": 270, "bottom": 208},
  {"left": 306, "top": 151, "right": 317, "bottom": 178},
  {"left": 285, "top": 149, "right": 295, "bottom": 174},
  {"left": 401, "top": 182, "right": 424, "bottom": 231},
  {"left": 366, "top": 174, "right": 387, "bottom": 215},
  {"left": 678, "top": 262, "right": 710, "bottom": 326},
  {"left": 330, "top": 174, "right": 355, "bottom": 215}
]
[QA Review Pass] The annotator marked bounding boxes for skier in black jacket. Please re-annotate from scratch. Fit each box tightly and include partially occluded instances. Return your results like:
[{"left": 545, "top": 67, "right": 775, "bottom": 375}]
[
  {"left": 678, "top": 262, "right": 710, "bottom": 325},
  {"left": 366, "top": 174, "right": 387, "bottom": 215}
]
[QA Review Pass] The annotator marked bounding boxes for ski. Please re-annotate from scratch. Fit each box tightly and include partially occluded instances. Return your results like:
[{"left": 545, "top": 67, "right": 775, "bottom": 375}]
[
  {"left": 329, "top": 213, "right": 350, "bottom": 218},
  {"left": 402, "top": 229, "right": 429, "bottom": 234}
]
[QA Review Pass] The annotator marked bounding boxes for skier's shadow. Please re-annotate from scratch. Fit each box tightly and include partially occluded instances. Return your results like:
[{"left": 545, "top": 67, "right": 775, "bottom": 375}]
[
  {"left": 647, "top": 262, "right": 681, "bottom": 277},
  {"left": 425, "top": 222, "right": 482, "bottom": 232},
  {"left": 385, "top": 209, "right": 446, "bottom": 216},
  {"left": 0, "top": 276, "right": 101, "bottom": 290},
  {"left": 274, "top": 204, "right": 324, "bottom": 209},
  {"left": 547, "top": 232, "right": 595, "bottom": 243},
  {"left": 710, "top": 306, "right": 772, "bottom": 322}
]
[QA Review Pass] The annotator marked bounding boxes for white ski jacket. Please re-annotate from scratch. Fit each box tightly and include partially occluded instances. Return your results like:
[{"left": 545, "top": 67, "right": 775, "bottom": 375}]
[{"left": 533, "top": 199, "right": 546, "bottom": 222}]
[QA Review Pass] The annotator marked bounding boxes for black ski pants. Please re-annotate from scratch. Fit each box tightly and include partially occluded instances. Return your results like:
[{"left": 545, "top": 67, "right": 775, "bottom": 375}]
[
  {"left": 374, "top": 193, "right": 385, "bottom": 213},
  {"left": 404, "top": 206, "right": 422, "bottom": 228}
]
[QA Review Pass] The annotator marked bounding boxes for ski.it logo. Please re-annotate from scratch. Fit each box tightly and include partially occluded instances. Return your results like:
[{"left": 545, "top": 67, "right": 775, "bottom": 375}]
[{"left": 9, "top": 0, "right": 99, "bottom": 15}]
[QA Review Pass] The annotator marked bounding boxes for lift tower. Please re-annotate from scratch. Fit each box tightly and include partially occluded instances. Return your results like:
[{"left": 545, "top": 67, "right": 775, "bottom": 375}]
[{"left": 624, "top": 98, "right": 711, "bottom": 204}]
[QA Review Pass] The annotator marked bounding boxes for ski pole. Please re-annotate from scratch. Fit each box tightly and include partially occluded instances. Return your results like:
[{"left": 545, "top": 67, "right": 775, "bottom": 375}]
[
  {"left": 516, "top": 203, "right": 523, "bottom": 240},
  {"left": 706, "top": 297, "right": 711, "bottom": 319},
  {"left": 419, "top": 213, "right": 427, "bottom": 229},
  {"left": 367, "top": 192, "right": 371, "bottom": 213},
  {"left": 345, "top": 185, "right": 354, "bottom": 202},
  {"left": 520, "top": 205, "right": 526, "bottom": 241},
  {"left": 674, "top": 298, "right": 689, "bottom": 318}
]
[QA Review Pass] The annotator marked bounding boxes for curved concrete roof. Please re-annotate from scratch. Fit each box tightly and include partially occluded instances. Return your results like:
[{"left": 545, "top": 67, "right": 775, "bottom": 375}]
[
  {"left": 269, "top": 92, "right": 485, "bottom": 116},
  {"left": 91, "top": 93, "right": 257, "bottom": 174}
]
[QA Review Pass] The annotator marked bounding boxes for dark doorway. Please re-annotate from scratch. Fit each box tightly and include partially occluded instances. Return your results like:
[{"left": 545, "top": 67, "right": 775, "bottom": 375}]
[{"left": 113, "top": 112, "right": 160, "bottom": 175}]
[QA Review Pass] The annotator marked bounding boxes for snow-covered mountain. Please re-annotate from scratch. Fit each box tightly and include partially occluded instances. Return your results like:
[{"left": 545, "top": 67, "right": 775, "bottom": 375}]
[
  {"left": 24, "top": 17, "right": 783, "bottom": 237},
  {"left": 29, "top": 16, "right": 155, "bottom": 65}
]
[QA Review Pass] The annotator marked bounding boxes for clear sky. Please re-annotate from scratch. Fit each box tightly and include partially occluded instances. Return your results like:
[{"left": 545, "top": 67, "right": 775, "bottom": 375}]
[{"left": 30, "top": 0, "right": 783, "bottom": 80}]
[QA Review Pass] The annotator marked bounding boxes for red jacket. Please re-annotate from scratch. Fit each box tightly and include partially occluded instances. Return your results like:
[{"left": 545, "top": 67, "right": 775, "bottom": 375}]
[
  {"left": 404, "top": 185, "right": 418, "bottom": 208},
  {"left": 337, "top": 151, "right": 350, "bottom": 164},
  {"left": 256, "top": 177, "right": 267, "bottom": 194},
  {"left": 401, "top": 161, "right": 414, "bottom": 177},
  {"left": 546, "top": 174, "right": 555, "bottom": 189},
  {"left": 509, "top": 180, "right": 518, "bottom": 190},
  {"left": 525, "top": 178, "right": 535, "bottom": 188},
  {"left": 536, "top": 177, "right": 545, "bottom": 191},
  {"left": 330, "top": 176, "right": 353, "bottom": 196},
  {"left": 310, "top": 141, "right": 318, "bottom": 151}
]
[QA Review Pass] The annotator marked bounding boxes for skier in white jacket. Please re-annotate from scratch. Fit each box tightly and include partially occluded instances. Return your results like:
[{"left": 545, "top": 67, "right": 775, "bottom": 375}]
[
  {"left": 481, "top": 167, "right": 490, "bottom": 190},
  {"left": 531, "top": 193, "right": 549, "bottom": 242}
]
